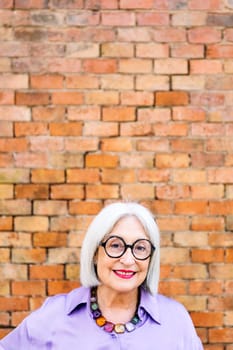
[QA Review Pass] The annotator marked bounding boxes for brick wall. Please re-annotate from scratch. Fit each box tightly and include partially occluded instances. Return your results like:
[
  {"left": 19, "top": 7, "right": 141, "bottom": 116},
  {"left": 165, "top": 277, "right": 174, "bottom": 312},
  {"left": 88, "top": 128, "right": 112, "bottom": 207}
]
[{"left": 0, "top": 0, "right": 233, "bottom": 347}]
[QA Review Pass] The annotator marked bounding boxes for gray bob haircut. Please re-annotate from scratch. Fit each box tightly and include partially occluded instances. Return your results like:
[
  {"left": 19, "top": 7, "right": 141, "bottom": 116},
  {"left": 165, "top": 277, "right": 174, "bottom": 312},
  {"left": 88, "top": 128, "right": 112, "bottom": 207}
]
[{"left": 80, "top": 202, "right": 160, "bottom": 295}]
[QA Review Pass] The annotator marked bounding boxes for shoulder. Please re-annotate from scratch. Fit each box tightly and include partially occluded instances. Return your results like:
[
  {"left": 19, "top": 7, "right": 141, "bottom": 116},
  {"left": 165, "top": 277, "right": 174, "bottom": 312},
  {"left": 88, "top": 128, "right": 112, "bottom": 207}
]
[{"left": 25, "top": 286, "right": 89, "bottom": 333}]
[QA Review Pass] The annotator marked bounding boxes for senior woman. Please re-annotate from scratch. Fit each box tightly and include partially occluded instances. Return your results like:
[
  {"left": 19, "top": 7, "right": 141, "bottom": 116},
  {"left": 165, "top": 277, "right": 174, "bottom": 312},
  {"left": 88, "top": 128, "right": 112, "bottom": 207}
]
[{"left": 0, "top": 202, "right": 203, "bottom": 349}]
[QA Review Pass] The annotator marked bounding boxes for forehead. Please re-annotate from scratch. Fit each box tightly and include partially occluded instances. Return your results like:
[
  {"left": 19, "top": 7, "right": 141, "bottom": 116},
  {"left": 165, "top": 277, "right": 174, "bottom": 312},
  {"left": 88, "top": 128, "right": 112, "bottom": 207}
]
[{"left": 107, "top": 215, "right": 149, "bottom": 240}]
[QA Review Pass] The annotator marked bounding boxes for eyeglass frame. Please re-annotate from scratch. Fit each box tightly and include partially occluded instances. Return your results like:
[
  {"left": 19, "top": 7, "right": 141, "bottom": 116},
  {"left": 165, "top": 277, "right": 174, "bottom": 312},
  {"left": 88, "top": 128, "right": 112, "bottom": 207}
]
[{"left": 100, "top": 235, "right": 155, "bottom": 261}]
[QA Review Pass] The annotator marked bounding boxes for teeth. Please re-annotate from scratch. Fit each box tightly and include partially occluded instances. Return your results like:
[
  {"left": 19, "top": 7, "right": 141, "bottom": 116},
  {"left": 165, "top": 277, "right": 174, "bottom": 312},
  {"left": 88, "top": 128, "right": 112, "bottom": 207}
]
[{"left": 117, "top": 271, "right": 133, "bottom": 276}]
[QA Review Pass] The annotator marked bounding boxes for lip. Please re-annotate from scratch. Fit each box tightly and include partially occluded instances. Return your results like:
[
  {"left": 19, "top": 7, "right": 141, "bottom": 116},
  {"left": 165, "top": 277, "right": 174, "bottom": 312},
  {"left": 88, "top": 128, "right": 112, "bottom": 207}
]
[{"left": 113, "top": 270, "right": 136, "bottom": 279}]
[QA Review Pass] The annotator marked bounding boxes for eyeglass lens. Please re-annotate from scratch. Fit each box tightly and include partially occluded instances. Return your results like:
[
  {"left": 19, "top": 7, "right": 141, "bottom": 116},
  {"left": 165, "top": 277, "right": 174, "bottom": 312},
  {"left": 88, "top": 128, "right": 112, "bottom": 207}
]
[{"left": 102, "top": 236, "right": 154, "bottom": 260}]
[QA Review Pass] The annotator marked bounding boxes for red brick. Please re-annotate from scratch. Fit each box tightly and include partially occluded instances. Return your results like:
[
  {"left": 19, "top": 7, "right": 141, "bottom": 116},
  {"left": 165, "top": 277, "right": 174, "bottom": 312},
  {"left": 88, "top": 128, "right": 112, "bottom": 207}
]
[
  {"left": 156, "top": 185, "right": 190, "bottom": 199},
  {"left": 68, "top": 106, "right": 100, "bottom": 121},
  {"left": 102, "top": 11, "right": 135, "bottom": 26},
  {"left": 118, "top": 28, "right": 151, "bottom": 42},
  {"left": 207, "top": 45, "right": 233, "bottom": 58},
  {"left": 189, "top": 0, "right": 222, "bottom": 10},
  {"left": 153, "top": 28, "right": 186, "bottom": 42},
  {"left": 15, "top": 0, "right": 50, "bottom": 8},
  {"left": 190, "top": 60, "right": 222, "bottom": 74},
  {"left": 188, "top": 27, "right": 221, "bottom": 43},
  {"left": 171, "top": 44, "right": 204, "bottom": 58},
  {"left": 137, "top": 12, "right": 169, "bottom": 26},
  {"left": 66, "top": 11, "right": 99, "bottom": 26}
]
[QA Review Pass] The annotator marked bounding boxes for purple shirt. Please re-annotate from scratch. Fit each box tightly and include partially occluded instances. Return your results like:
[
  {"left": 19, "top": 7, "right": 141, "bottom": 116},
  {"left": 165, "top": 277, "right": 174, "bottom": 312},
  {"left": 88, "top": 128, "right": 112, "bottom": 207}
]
[{"left": 0, "top": 286, "right": 203, "bottom": 350}]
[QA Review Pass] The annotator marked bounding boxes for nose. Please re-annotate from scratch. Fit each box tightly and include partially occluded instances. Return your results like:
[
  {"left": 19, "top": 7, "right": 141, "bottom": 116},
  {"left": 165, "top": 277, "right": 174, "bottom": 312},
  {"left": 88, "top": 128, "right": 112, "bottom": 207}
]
[{"left": 119, "top": 247, "right": 135, "bottom": 264}]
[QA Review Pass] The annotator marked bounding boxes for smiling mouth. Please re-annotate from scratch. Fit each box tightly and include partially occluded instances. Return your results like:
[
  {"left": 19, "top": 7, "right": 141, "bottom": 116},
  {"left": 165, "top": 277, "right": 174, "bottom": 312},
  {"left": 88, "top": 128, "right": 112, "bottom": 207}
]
[{"left": 113, "top": 270, "right": 136, "bottom": 279}]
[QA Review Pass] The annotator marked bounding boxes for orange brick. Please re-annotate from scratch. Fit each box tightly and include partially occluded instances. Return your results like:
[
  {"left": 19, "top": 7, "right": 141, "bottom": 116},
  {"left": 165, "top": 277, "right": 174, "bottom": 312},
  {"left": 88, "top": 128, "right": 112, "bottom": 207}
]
[
  {"left": 119, "top": 59, "right": 152, "bottom": 73},
  {"left": 34, "top": 200, "right": 67, "bottom": 215},
  {"left": 69, "top": 201, "right": 102, "bottom": 215},
  {"left": 191, "top": 249, "right": 224, "bottom": 263},
  {"left": 156, "top": 185, "right": 190, "bottom": 199},
  {"left": 121, "top": 184, "right": 154, "bottom": 200},
  {"left": 30, "top": 74, "right": 63, "bottom": 89},
  {"left": 84, "top": 121, "right": 118, "bottom": 136},
  {"left": 14, "top": 216, "right": 48, "bottom": 232},
  {"left": 0, "top": 297, "right": 28, "bottom": 311},
  {"left": 138, "top": 169, "right": 169, "bottom": 182},
  {"left": 156, "top": 153, "right": 190, "bottom": 168},
  {"left": 136, "top": 43, "right": 169, "bottom": 58},
  {"left": 50, "top": 122, "right": 83, "bottom": 137},
  {"left": 172, "top": 107, "right": 206, "bottom": 121},
  {"left": 190, "top": 60, "right": 222, "bottom": 74},
  {"left": 86, "top": 184, "right": 119, "bottom": 199},
  {"left": 159, "top": 281, "right": 187, "bottom": 296},
  {"left": 83, "top": 59, "right": 117, "bottom": 73},
  {"left": 192, "top": 216, "right": 224, "bottom": 231},
  {"left": 102, "top": 169, "right": 136, "bottom": 183},
  {"left": 67, "top": 169, "right": 99, "bottom": 183},
  {"left": 85, "top": 91, "right": 119, "bottom": 105},
  {"left": 102, "top": 75, "right": 134, "bottom": 90},
  {"left": 102, "top": 43, "right": 134, "bottom": 57},
  {"left": 175, "top": 201, "right": 208, "bottom": 215},
  {"left": 51, "top": 185, "right": 84, "bottom": 199},
  {"left": 12, "top": 248, "right": 46, "bottom": 263},
  {"left": 12, "top": 281, "right": 46, "bottom": 296},
  {"left": 121, "top": 91, "right": 153, "bottom": 106},
  {"left": 16, "top": 92, "right": 49, "bottom": 105},
  {"left": 86, "top": 154, "right": 118, "bottom": 168},
  {"left": 14, "top": 122, "right": 48, "bottom": 136},
  {"left": 153, "top": 123, "right": 188, "bottom": 136},
  {"left": 0, "top": 217, "right": 12, "bottom": 231},
  {"left": 120, "top": 0, "right": 154, "bottom": 8},
  {"left": 33, "top": 232, "right": 67, "bottom": 247},
  {"left": 0, "top": 138, "right": 28, "bottom": 152},
  {"left": 188, "top": 27, "right": 221, "bottom": 43},
  {"left": 66, "top": 75, "right": 99, "bottom": 89},
  {"left": 121, "top": 122, "right": 152, "bottom": 136},
  {"left": 48, "top": 281, "right": 79, "bottom": 296},
  {"left": 32, "top": 106, "right": 65, "bottom": 122},
  {"left": 102, "top": 107, "right": 135, "bottom": 121},
  {"left": 101, "top": 138, "right": 133, "bottom": 152},
  {"left": 137, "top": 139, "right": 169, "bottom": 152},
  {"left": 68, "top": 106, "right": 100, "bottom": 121},
  {"left": 156, "top": 91, "right": 189, "bottom": 106},
  {"left": 30, "top": 265, "right": 64, "bottom": 279},
  {"left": 209, "top": 329, "right": 233, "bottom": 343},
  {"left": 52, "top": 92, "right": 84, "bottom": 105},
  {"left": 191, "top": 312, "right": 223, "bottom": 327},
  {"left": 31, "top": 169, "right": 65, "bottom": 183},
  {"left": 189, "top": 281, "right": 223, "bottom": 295},
  {"left": 0, "top": 184, "right": 13, "bottom": 199},
  {"left": 11, "top": 311, "right": 30, "bottom": 327}
]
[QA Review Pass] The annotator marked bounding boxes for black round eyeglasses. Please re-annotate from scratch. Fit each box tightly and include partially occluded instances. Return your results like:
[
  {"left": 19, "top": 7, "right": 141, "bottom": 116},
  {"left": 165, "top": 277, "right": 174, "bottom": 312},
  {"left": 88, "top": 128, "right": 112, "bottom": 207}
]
[{"left": 100, "top": 235, "right": 155, "bottom": 261}]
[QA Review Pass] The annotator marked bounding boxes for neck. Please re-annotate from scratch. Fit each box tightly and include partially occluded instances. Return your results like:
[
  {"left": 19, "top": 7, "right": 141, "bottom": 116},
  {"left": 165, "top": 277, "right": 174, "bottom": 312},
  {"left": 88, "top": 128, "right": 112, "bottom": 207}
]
[{"left": 96, "top": 286, "right": 139, "bottom": 324}]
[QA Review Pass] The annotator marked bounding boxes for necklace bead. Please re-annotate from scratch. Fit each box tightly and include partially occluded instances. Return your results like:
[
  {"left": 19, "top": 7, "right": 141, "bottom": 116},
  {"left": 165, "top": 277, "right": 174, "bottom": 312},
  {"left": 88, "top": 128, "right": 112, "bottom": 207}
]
[{"left": 90, "top": 287, "right": 140, "bottom": 334}]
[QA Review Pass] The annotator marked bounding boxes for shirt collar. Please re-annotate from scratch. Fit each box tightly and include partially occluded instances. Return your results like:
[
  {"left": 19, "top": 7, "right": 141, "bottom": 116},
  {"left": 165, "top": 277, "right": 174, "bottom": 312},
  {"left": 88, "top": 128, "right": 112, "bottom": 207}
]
[
  {"left": 66, "top": 286, "right": 90, "bottom": 315},
  {"left": 139, "top": 287, "right": 161, "bottom": 325},
  {"left": 65, "top": 286, "right": 161, "bottom": 325}
]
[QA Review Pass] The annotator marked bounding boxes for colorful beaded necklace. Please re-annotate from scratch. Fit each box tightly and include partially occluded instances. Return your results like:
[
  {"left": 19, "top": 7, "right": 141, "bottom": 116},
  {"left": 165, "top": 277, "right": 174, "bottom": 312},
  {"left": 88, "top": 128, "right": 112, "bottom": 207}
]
[{"left": 90, "top": 287, "right": 140, "bottom": 334}]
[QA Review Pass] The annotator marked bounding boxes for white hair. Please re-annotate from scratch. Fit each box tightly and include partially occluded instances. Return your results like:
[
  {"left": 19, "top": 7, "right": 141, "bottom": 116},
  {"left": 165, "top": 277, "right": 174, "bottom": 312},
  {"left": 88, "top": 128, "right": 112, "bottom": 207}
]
[{"left": 80, "top": 202, "right": 160, "bottom": 295}]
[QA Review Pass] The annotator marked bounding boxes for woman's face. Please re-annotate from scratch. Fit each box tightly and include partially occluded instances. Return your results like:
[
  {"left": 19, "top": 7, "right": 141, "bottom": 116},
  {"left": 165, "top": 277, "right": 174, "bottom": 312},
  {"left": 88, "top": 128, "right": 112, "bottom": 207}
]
[{"left": 95, "top": 215, "right": 151, "bottom": 294}]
